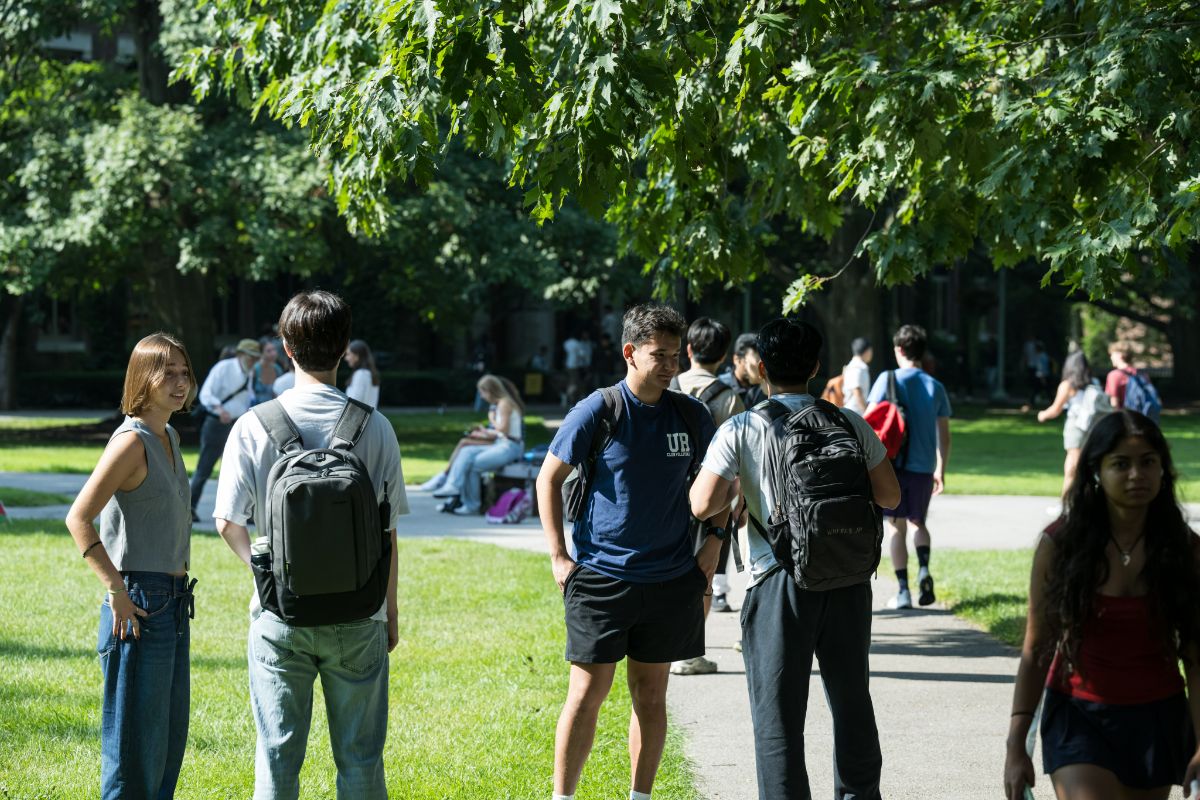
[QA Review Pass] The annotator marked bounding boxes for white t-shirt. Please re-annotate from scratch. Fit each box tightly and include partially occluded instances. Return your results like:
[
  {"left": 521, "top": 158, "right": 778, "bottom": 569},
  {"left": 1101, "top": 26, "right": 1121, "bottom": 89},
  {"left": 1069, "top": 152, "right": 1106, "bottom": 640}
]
[
  {"left": 346, "top": 368, "right": 381, "bottom": 409},
  {"left": 841, "top": 356, "right": 871, "bottom": 414},
  {"left": 213, "top": 383, "right": 409, "bottom": 620},
  {"left": 199, "top": 357, "right": 254, "bottom": 419},
  {"left": 701, "top": 394, "right": 886, "bottom": 586}
]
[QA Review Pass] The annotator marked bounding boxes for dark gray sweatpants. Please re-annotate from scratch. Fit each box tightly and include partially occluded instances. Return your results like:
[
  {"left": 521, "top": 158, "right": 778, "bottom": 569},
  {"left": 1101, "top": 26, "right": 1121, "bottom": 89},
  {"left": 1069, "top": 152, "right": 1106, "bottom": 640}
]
[{"left": 741, "top": 569, "right": 882, "bottom": 800}]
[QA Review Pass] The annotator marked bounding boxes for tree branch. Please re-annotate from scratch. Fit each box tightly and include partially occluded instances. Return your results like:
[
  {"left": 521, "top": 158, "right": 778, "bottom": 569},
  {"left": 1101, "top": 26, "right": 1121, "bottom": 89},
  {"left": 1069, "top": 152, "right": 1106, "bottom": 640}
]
[
  {"left": 1074, "top": 293, "right": 1170, "bottom": 333},
  {"left": 883, "top": 0, "right": 957, "bottom": 11}
]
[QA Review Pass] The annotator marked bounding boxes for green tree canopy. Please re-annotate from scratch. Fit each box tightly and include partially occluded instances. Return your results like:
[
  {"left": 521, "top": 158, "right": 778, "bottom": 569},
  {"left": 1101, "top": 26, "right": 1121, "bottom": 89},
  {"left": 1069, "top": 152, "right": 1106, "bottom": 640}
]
[{"left": 181, "top": 0, "right": 1200, "bottom": 303}]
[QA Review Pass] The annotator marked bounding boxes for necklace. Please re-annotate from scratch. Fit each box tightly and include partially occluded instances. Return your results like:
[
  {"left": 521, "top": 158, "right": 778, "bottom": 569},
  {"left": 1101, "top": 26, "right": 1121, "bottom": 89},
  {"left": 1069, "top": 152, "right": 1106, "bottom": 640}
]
[{"left": 1109, "top": 531, "right": 1145, "bottom": 567}]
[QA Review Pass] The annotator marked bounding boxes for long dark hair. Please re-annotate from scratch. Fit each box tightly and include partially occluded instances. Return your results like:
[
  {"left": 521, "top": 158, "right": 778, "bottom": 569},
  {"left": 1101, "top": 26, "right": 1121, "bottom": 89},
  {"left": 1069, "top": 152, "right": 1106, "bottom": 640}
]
[
  {"left": 1042, "top": 410, "right": 1199, "bottom": 669},
  {"left": 1060, "top": 351, "right": 1091, "bottom": 391},
  {"left": 347, "top": 339, "right": 380, "bottom": 386}
]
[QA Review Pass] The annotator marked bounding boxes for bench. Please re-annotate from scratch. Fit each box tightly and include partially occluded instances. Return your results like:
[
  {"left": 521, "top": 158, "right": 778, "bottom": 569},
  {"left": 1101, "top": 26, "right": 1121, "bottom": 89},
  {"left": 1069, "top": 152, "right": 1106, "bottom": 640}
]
[{"left": 482, "top": 460, "right": 543, "bottom": 514}]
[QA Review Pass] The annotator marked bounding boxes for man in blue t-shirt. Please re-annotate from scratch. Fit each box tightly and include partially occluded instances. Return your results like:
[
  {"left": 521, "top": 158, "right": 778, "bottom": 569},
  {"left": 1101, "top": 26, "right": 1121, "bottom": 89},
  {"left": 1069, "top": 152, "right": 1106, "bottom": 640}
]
[
  {"left": 535, "top": 304, "right": 722, "bottom": 800},
  {"left": 865, "top": 324, "right": 953, "bottom": 610}
]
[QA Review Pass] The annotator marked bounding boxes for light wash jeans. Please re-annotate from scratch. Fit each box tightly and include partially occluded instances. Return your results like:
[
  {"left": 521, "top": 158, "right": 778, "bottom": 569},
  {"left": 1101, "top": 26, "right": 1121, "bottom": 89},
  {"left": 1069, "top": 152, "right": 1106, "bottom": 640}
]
[
  {"left": 445, "top": 438, "right": 522, "bottom": 512},
  {"left": 247, "top": 610, "right": 389, "bottom": 800},
  {"left": 98, "top": 572, "right": 195, "bottom": 800}
]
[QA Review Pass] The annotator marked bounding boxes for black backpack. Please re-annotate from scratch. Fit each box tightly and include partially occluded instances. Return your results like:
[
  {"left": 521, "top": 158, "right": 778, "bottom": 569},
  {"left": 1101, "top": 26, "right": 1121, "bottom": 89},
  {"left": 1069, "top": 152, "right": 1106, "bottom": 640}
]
[
  {"left": 748, "top": 398, "right": 882, "bottom": 591},
  {"left": 250, "top": 398, "right": 392, "bottom": 626},
  {"left": 561, "top": 386, "right": 708, "bottom": 534}
]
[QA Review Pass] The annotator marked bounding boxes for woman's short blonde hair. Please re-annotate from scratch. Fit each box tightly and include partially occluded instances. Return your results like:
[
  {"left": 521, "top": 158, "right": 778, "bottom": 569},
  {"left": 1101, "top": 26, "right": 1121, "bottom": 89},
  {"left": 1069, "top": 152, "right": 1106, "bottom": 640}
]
[{"left": 120, "top": 333, "right": 198, "bottom": 416}]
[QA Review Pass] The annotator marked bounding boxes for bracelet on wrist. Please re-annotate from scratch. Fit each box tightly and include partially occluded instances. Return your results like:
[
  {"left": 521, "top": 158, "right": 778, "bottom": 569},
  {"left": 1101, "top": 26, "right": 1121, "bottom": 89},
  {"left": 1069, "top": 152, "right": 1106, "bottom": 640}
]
[
  {"left": 106, "top": 587, "right": 126, "bottom": 595},
  {"left": 1011, "top": 710, "right": 1035, "bottom": 718},
  {"left": 81, "top": 541, "right": 103, "bottom": 559}
]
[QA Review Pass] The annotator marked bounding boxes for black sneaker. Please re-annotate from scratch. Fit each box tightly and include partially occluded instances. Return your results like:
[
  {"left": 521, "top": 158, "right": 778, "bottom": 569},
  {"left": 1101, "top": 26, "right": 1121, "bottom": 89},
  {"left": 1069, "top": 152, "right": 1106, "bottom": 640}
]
[
  {"left": 918, "top": 567, "right": 936, "bottom": 606},
  {"left": 711, "top": 593, "right": 732, "bottom": 613}
]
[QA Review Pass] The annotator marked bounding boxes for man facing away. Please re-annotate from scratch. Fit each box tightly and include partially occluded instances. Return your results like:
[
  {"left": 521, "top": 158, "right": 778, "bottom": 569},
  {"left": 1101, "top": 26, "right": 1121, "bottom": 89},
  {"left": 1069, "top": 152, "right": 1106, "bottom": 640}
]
[
  {"left": 865, "top": 323, "right": 952, "bottom": 610},
  {"left": 1104, "top": 342, "right": 1136, "bottom": 409},
  {"left": 536, "top": 303, "right": 723, "bottom": 800},
  {"left": 690, "top": 317, "right": 900, "bottom": 800},
  {"left": 213, "top": 290, "right": 407, "bottom": 799},
  {"left": 719, "top": 332, "right": 766, "bottom": 408},
  {"left": 673, "top": 316, "right": 746, "bottom": 675},
  {"left": 190, "top": 338, "right": 260, "bottom": 522},
  {"left": 841, "top": 336, "right": 873, "bottom": 414}
]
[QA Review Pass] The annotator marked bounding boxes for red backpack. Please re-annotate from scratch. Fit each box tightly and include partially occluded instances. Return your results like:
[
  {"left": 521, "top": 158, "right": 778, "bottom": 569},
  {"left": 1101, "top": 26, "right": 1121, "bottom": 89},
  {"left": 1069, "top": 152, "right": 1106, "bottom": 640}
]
[{"left": 862, "top": 371, "right": 907, "bottom": 460}]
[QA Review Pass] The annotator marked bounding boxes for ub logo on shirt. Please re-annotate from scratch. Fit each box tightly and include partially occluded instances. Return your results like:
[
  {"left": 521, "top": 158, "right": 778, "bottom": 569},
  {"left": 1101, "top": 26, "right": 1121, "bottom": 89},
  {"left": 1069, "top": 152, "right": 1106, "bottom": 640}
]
[{"left": 665, "top": 432, "right": 691, "bottom": 458}]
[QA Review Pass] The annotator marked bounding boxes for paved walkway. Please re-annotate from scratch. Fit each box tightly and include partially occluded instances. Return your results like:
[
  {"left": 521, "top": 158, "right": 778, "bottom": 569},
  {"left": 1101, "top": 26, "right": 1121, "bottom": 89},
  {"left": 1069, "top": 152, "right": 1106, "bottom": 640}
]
[{"left": 3, "top": 474, "right": 1193, "bottom": 799}]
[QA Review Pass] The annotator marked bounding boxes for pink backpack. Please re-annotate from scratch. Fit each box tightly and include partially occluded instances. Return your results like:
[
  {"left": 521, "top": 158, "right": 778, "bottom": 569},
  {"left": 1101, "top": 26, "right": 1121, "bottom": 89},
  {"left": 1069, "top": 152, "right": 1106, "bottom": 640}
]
[{"left": 486, "top": 488, "right": 532, "bottom": 525}]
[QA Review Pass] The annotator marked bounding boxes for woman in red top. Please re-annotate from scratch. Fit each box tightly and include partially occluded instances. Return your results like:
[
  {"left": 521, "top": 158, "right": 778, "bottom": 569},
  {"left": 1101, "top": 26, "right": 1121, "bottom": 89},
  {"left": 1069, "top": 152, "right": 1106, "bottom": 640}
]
[{"left": 1004, "top": 410, "right": 1200, "bottom": 800}]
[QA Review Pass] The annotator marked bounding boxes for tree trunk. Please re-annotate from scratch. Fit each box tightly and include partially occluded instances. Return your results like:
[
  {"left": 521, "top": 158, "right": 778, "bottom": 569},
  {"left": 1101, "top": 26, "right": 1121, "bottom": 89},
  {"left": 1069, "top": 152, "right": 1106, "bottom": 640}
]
[
  {"left": 0, "top": 292, "right": 23, "bottom": 410},
  {"left": 1166, "top": 247, "right": 1200, "bottom": 400},
  {"left": 134, "top": 0, "right": 186, "bottom": 105},
  {"left": 145, "top": 261, "right": 216, "bottom": 375},
  {"left": 817, "top": 213, "right": 883, "bottom": 384}
]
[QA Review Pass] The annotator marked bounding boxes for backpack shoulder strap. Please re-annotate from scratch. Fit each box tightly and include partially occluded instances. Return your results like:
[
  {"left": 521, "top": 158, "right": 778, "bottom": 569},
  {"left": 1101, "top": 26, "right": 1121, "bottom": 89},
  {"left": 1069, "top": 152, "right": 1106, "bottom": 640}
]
[
  {"left": 331, "top": 398, "right": 373, "bottom": 450},
  {"left": 751, "top": 397, "right": 791, "bottom": 425},
  {"left": 585, "top": 385, "right": 623, "bottom": 464},
  {"left": 887, "top": 370, "right": 899, "bottom": 405},
  {"left": 698, "top": 378, "right": 732, "bottom": 407},
  {"left": 812, "top": 397, "right": 856, "bottom": 433},
  {"left": 253, "top": 399, "right": 304, "bottom": 455}
]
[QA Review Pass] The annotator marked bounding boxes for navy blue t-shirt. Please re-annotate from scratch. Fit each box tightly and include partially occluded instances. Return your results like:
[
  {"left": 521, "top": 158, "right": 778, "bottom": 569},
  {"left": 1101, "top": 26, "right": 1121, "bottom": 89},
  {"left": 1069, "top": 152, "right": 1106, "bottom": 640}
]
[{"left": 549, "top": 380, "right": 716, "bottom": 583}]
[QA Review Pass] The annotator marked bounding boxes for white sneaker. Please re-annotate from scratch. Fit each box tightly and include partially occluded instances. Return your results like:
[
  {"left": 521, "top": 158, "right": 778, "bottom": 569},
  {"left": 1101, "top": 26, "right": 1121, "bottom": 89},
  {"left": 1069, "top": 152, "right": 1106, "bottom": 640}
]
[
  {"left": 886, "top": 587, "right": 913, "bottom": 610},
  {"left": 670, "top": 656, "right": 718, "bottom": 675},
  {"left": 416, "top": 472, "right": 447, "bottom": 492}
]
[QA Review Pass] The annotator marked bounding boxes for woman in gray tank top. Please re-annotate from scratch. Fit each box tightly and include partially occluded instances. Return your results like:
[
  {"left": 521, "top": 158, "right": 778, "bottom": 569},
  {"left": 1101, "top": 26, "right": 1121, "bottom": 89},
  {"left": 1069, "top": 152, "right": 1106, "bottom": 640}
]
[{"left": 66, "top": 333, "right": 197, "bottom": 800}]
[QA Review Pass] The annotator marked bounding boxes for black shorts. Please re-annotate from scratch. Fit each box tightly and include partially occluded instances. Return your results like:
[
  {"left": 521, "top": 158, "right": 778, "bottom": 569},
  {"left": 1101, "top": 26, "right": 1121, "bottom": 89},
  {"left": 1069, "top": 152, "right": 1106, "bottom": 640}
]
[
  {"left": 883, "top": 468, "right": 935, "bottom": 525},
  {"left": 563, "top": 565, "right": 706, "bottom": 664},
  {"left": 1040, "top": 688, "right": 1195, "bottom": 789}
]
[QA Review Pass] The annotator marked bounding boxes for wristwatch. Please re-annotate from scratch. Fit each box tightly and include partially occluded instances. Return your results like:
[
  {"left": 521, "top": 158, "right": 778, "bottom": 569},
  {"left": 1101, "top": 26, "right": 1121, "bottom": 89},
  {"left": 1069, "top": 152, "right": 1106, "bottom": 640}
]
[{"left": 706, "top": 522, "right": 730, "bottom": 541}]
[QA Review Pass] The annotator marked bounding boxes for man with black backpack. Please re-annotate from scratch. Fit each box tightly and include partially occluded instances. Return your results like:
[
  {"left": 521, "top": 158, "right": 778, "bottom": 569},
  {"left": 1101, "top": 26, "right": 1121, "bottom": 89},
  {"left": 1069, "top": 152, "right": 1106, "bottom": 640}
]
[
  {"left": 672, "top": 316, "right": 745, "bottom": 674},
  {"left": 536, "top": 304, "right": 722, "bottom": 800},
  {"left": 690, "top": 318, "right": 899, "bottom": 800},
  {"left": 213, "top": 290, "right": 406, "bottom": 799}
]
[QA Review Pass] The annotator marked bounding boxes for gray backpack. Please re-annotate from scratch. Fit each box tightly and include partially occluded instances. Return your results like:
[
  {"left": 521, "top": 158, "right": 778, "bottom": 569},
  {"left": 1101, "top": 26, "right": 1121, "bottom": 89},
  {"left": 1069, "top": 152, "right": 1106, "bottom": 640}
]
[{"left": 251, "top": 398, "right": 391, "bottom": 626}]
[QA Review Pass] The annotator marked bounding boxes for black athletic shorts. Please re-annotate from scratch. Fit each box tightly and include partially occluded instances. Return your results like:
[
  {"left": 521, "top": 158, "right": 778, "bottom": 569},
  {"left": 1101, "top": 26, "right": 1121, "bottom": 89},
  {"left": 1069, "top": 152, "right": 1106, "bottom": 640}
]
[{"left": 563, "top": 564, "right": 706, "bottom": 664}]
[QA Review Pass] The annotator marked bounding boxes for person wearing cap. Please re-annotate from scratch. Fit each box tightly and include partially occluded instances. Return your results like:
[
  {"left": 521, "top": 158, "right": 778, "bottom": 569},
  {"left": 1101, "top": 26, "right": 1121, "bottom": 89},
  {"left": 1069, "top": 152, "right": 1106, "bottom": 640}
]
[{"left": 190, "top": 338, "right": 259, "bottom": 522}]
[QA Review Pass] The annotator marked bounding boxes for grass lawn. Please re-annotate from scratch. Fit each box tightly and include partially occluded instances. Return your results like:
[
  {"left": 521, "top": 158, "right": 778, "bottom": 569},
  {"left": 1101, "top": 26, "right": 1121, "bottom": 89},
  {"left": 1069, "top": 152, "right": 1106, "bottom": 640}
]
[
  {"left": 923, "top": 549, "right": 1033, "bottom": 648},
  {"left": 0, "top": 521, "right": 697, "bottom": 799},
  {"left": 0, "top": 412, "right": 552, "bottom": 485},
  {"left": 0, "top": 487, "right": 74, "bottom": 507},
  {"left": 2, "top": 407, "right": 1199, "bottom": 499}
]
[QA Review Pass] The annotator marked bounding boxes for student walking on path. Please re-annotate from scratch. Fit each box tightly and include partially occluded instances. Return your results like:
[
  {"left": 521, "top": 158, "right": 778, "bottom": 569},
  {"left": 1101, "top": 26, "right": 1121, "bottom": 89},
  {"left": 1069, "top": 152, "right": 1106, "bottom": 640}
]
[
  {"left": 190, "top": 338, "right": 259, "bottom": 522},
  {"left": 1036, "top": 351, "right": 1111, "bottom": 498},
  {"left": 1005, "top": 410, "right": 1200, "bottom": 800},
  {"left": 65, "top": 333, "right": 198, "bottom": 800},
  {"left": 690, "top": 317, "right": 899, "bottom": 800},
  {"left": 214, "top": 291, "right": 407, "bottom": 799},
  {"left": 536, "top": 304, "right": 720, "bottom": 800},
  {"left": 866, "top": 324, "right": 952, "bottom": 611}
]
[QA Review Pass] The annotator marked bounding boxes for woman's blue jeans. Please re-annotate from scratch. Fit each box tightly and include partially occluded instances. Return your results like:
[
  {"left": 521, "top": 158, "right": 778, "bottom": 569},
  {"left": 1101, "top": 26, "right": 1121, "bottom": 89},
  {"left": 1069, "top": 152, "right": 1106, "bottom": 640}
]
[
  {"left": 446, "top": 438, "right": 522, "bottom": 511},
  {"left": 98, "top": 572, "right": 195, "bottom": 800}
]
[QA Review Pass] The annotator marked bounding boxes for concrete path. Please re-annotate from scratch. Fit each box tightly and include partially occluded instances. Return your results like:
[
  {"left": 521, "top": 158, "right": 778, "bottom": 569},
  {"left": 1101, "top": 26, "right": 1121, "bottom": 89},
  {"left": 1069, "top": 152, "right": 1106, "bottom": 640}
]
[{"left": 2, "top": 475, "right": 1193, "bottom": 799}]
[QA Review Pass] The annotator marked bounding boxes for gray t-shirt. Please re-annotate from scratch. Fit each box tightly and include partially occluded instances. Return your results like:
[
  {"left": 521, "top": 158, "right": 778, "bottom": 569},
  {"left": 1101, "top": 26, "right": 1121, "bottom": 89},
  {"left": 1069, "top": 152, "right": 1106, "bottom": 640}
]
[
  {"left": 213, "top": 382, "right": 409, "bottom": 620},
  {"left": 701, "top": 394, "right": 886, "bottom": 586}
]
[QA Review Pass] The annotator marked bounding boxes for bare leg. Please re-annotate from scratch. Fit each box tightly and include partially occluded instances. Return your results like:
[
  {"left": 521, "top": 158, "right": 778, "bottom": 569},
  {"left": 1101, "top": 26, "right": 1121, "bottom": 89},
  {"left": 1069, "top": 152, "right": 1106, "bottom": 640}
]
[
  {"left": 887, "top": 516, "right": 909, "bottom": 571},
  {"left": 912, "top": 520, "right": 930, "bottom": 553},
  {"left": 554, "top": 662, "right": 617, "bottom": 796},
  {"left": 1051, "top": 763, "right": 1170, "bottom": 800},
  {"left": 627, "top": 658, "right": 671, "bottom": 794},
  {"left": 1062, "top": 447, "right": 1081, "bottom": 499}
]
